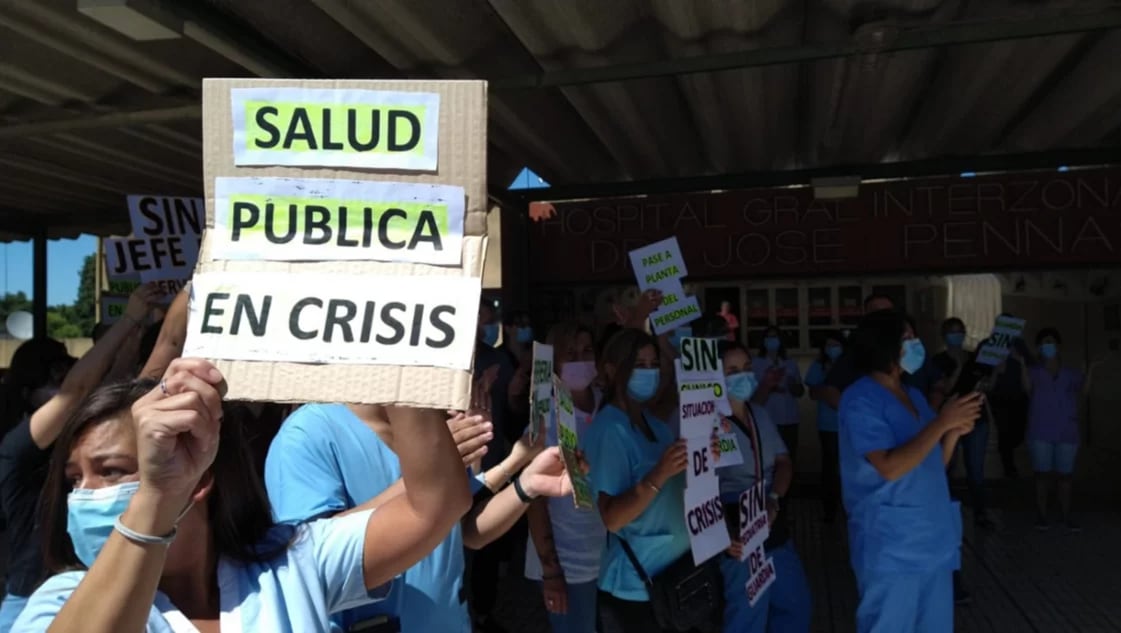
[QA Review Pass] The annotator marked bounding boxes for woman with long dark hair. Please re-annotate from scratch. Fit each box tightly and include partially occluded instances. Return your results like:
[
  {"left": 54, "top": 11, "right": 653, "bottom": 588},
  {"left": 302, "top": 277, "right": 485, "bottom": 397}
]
[
  {"left": 13, "top": 358, "right": 471, "bottom": 632},
  {"left": 839, "top": 311, "right": 982, "bottom": 632}
]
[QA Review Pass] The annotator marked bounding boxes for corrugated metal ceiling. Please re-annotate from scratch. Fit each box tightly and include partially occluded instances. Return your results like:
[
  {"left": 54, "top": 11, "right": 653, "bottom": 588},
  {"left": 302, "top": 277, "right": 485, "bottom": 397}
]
[{"left": 0, "top": 0, "right": 1119, "bottom": 241}]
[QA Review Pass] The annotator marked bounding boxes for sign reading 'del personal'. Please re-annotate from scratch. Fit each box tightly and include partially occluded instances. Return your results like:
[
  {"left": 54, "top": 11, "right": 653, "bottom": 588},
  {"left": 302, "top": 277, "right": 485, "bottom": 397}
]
[
  {"left": 211, "top": 177, "right": 464, "bottom": 265},
  {"left": 183, "top": 271, "right": 480, "bottom": 370},
  {"left": 231, "top": 87, "right": 440, "bottom": 171}
]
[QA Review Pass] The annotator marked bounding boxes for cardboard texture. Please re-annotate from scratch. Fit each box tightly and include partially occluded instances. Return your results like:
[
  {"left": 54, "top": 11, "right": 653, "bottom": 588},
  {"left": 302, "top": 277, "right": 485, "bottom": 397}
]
[{"left": 193, "top": 78, "right": 487, "bottom": 409}]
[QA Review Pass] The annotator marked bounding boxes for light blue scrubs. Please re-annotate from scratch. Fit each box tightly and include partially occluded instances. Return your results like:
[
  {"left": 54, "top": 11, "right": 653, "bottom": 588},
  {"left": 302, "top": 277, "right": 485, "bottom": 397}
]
[
  {"left": 266, "top": 403, "right": 484, "bottom": 633},
  {"left": 716, "top": 406, "right": 812, "bottom": 633},
  {"left": 839, "top": 377, "right": 962, "bottom": 633},
  {"left": 13, "top": 511, "right": 383, "bottom": 632},
  {"left": 583, "top": 405, "right": 688, "bottom": 602},
  {"left": 804, "top": 360, "right": 838, "bottom": 432}
]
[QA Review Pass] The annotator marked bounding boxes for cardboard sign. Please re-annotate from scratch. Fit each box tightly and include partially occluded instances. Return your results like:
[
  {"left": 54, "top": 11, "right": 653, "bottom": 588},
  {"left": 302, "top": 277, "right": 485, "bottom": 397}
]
[
  {"left": 977, "top": 315, "right": 1027, "bottom": 366},
  {"left": 210, "top": 177, "right": 464, "bottom": 265},
  {"left": 105, "top": 235, "right": 200, "bottom": 283},
  {"left": 628, "top": 238, "right": 700, "bottom": 335},
  {"left": 684, "top": 477, "right": 730, "bottom": 566},
  {"left": 230, "top": 87, "right": 441, "bottom": 171},
  {"left": 195, "top": 79, "right": 487, "bottom": 409},
  {"left": 183, "top": 271, "right": 479, "bottom": 369},
  {"left": 529, "top": 343, "right": 554, "bottom": 444},
  {"left": 738, "top": 482, "right": 770, "bottom": 557},
  {"left": 676, "top": 337, "right": 732, "bottom": 416},
  {"left": 744, "top": 548, "right": 776, "bottom": 607},
  {"left": 99, "top": 294, "right": 130, "bottom": 324},
  {"left": 554, "top": 377, "right": 594, "bottom": 510},
  {"left": 128, "top": 195, "right": 205, "bottom": 239}
]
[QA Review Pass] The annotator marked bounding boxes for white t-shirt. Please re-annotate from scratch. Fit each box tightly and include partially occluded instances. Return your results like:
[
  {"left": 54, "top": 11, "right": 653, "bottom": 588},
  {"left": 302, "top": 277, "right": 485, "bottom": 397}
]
[
  {"left": 524, "top": 393, "right": 605, "bottom": 585},
  {"left": 14, "top": 511, "right": 384, "bottom": 633}
]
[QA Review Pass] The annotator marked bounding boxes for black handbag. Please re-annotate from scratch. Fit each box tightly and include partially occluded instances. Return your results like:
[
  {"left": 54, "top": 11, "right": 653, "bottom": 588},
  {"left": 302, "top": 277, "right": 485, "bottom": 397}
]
[{"left": 616, "top": 535, "right": 724, "bottom": 632}]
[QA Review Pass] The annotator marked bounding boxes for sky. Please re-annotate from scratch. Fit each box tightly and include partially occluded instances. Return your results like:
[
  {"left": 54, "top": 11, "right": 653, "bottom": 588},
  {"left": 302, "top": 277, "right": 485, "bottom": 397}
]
[
  {"left": 0, "top": 234, "right": 97, "bottom": 306},
  {"left": 0, "top": 168, "right": 545, "bottom": 307}
]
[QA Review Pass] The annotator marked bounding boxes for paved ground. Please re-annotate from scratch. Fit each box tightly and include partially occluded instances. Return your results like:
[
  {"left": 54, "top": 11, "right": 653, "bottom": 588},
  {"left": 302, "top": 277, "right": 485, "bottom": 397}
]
[{"left": 492, "top": 451, "right": 1121, "bottom": 633}]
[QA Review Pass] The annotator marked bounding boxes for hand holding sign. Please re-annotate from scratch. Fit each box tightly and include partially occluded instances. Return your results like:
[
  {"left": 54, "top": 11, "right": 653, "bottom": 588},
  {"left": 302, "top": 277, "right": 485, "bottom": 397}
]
[
  {"left": 652, "top": 439, "right": 688, "bottom": 488},
  {"left": 446, "top": 412, "right": 492, "bottom": 467},
  {"left": 521, "top": 447, "right": 574, "bottom": 499},
  {"left": 510, "top": 425, "right": 546, "bottom": 470},
  {"left": 126, "top": 283, "right": 164, "bottom": 323},
  {"left": 467, "top": 365, "right": 499, "bottom": 473}
]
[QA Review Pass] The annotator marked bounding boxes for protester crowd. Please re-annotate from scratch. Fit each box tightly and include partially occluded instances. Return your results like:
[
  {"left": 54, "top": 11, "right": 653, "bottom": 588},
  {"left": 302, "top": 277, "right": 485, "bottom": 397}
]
[{"left": 0, "top": 281, "right": 1092, "bottom": 633}]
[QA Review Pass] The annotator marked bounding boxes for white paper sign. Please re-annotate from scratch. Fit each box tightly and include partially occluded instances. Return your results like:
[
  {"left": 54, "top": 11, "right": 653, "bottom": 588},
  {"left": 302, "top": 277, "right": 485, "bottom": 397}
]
[
  {"left": 99, "top": 294, "right": 130, "bottom": 324},
  {"left": 714, "top": 432, "right": 744, "bottom": 467},
  {"left": 977, "top": 315, "right": 1027, "bottom": 366},
  {"left": 230, "top": 87, "right": 440, "bottom": 171},
  {"left": 678, "top": 387, "right": 720, "bottom": 440},
  {"left": 686, "top": 435, "right": 719, "bottom": 490},
  {"left": 739, "top": 482, "right": 770, "bottom": 557},
  {"left": 530, "top": 343, "right": 554, "bottom": 444},
  {"left": 184, "top": 271, "right": 480, "bottom": 369},
  {"left": 628, "top": 239, "right": 700, "bottom": 335},
  {"left": 676, "top": 337, "right": 732, "bottom": 416},
  {"left": 210, "top": 177, "right": 464, "bottom": 265},
  {"left": 629, "top": 237, "right": 687, "bottom": 288},
  {"left": 745, "top": 549, "right": 776, "bottom": 607},
  {"left": 105, "top": 235, "right": 200, "bottom": 283},
  {"left": 684, "top": 477, "right": 730, "bottom": 566},
  {"left": 128, "top": 195, "right": 205, "bottom": 239},
  {"left": 651, "top": 292, "right": 702, "bottom": 335}
]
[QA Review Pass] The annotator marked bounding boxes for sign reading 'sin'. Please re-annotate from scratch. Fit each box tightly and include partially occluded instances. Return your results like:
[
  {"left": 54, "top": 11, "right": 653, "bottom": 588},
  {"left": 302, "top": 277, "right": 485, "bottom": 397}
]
[
  {"left": 231, "top": 87, "right": 440, "bottom": 171},
  {"left": 211, "top": 177, "right": 464, "bottom": 265}
]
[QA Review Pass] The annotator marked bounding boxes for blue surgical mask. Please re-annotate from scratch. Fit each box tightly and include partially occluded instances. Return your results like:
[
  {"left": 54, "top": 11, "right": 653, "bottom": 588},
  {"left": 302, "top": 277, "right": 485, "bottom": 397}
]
[
  {"left": 764, "top": 336, "right": 781, "bottom": 353},
  {"left": 900, "top": 338, "right": 926, "bottom": 375},
  {"left": 1040, "top": 342, "right": 1058, "bottom": 359},
  {"left": 67, "top": 481, "right": 140, "bottom": 568},
  {"left": 825, "top": 345, "right": 843, "bottom": 361},
  {"left": 945, "top": 332, "right": 965, "bottom": 348},
  {"left": 480, "top": 323, "right": 499, "bottom": 347},
  {"left": 626, "top": 368, "right": 660, "bottom": 403},
  {"left": 515, "top": 326, "right": 534, "bottom": 344},
  {"left": 726, "top": 371, "right": 759, "bottom": 402}
]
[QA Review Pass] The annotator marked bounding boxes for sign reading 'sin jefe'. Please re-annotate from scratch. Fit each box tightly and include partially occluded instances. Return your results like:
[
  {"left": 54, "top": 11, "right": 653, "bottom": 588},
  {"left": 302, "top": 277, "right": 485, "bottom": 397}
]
[
  {"left": 211, "top": 177, "right": 464, "bottom": 265},
  {"left": 231, "top": 87, "right": 440, "bottom": 171}
]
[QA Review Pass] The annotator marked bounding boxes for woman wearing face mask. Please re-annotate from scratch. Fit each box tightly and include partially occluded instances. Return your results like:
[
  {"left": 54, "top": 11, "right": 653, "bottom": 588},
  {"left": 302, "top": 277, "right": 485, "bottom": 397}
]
[
  {"left": 932, "top": 318, "right": 993, "bottom": 529},
  {"left": 839, "top": 311, "right": 983, "bottom": 633},
  {"left": 1020, "top": 327, "right": 1086, "bottom": 531},
  {"left": 584, "top": 327, "right": 705, "bottom": 633},
  {"left": 0, "top": 284, "right": 159, "bottom": 630},
  {"left": 752, "top": 326, "right": 804, "bottom": 464},
  {"left": 525, "top": 322, "right": 606, "bottom": 633},
  {"left": 14, "top": 358, "right": 471, "bottom": 633},
  {"left": 805, "top": 332, "right": 845, "bottom": 523},
  {"left": 716, "top": 341, "right": 811, "bottom": 633}
]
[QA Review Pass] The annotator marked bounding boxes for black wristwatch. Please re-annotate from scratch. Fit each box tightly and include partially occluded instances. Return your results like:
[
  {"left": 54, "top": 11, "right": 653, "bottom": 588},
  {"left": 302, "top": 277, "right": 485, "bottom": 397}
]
[{"left": 513, "top": 475, "right": 535, "bottom": 504}]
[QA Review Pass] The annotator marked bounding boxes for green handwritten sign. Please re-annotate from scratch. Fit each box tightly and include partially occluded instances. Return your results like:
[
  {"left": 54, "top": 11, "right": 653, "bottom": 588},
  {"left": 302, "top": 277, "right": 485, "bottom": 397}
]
[
  {"left": 529, "top": 342, "right": 554, "bottom": 444},
  {"left": 554, "top": 376, "right": 594, "bottom": 510}
]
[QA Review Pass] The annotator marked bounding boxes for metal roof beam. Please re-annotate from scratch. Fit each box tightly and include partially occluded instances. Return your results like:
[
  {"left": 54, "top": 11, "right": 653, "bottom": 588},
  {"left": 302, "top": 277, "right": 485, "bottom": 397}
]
[
  {"left": 513, "top": 149, "right": 1121, "bottom": 201},
  {"left": 495, "top": 7, "right": 1121, "bottom": 89},
  {"left": 0, "top": 105, "right": 200, "bottom": 140}
]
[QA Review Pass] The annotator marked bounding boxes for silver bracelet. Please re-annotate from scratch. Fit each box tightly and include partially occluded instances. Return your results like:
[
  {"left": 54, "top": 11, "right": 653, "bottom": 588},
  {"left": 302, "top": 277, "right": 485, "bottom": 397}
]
[{"left": 114, "top": 515, "right": 178, "bottom": 547}]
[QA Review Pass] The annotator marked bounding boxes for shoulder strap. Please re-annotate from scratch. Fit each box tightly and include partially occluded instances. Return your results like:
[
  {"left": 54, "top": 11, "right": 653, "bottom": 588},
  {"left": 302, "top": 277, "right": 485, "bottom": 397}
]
[
  {"left": 727, "top": 405, "right": 764, "bottom": 482},
  {"left": 614, "top": 533, "right": 654, "bottom": 589}
]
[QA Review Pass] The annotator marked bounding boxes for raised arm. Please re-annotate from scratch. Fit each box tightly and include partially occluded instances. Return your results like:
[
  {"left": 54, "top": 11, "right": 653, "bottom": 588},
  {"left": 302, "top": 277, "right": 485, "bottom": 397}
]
[
  {"left": 47, "top": 358, "right": 225, "bottom": 633},
  {"left": 598, "top": 439, "right": 685, "bottom": 532},
  {"left": 138, "top": 287, "right": 189, "bottom": 380},
  {"left": 358, "top": 405, "right": 472, "bottom": 590},
  {"left": 31, "top": 284, "right": 158, "bottom": 448},
  {"left": 462, "top": 446, "right": 570, "bottom": 549},
  {"left": 865, "top": 393, "right": 982, "bottom": 480}
]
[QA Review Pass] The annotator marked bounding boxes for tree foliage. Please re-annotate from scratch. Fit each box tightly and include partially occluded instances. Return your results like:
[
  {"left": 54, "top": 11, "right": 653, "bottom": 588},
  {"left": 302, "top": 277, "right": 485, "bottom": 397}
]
[{"left": 1, "top": 254, "right": 99, "bottom": 339}]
